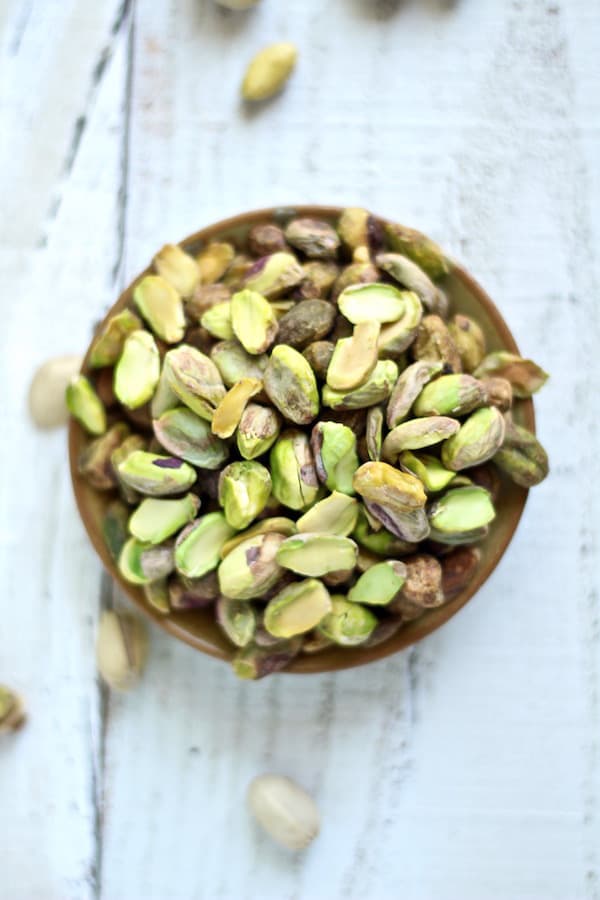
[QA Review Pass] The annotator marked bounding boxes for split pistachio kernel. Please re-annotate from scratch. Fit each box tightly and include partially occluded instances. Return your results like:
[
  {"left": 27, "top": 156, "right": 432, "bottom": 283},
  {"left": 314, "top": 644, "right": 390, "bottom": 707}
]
[
  {"left": 114, "top": 330, "right": 160, "bottom": 409},
  {"left": 133, "top": 275, "right": 186, "bottom": 344},
  {"left": 75, "top": 210, "right": 548, "bottom": 679},
  {"left": 66, "top": 375, "right": 107, "bottom": 435}
]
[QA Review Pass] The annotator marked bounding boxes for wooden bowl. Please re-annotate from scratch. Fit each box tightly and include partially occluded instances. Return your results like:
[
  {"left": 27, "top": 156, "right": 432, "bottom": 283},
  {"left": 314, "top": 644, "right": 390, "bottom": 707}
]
[{"left": 69, "top": 206, "right": 534, "bottom": 674}]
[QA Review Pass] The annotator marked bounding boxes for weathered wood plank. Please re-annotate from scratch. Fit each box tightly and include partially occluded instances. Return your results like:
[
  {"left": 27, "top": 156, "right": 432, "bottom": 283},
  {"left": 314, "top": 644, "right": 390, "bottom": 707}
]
[{"left": 1, "top": 2, "right": 130, "bottom": 897}]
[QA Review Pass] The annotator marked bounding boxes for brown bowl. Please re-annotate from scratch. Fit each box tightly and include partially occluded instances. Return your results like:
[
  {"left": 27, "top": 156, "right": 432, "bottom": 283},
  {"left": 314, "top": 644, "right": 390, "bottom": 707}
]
[{"left": 69, "top": 206, "right": 534, "bottom": 674}]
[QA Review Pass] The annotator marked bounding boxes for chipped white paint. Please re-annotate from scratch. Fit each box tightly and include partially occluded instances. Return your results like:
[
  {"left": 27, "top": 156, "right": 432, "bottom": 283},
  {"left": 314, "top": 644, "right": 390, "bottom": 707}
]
[{"left": 1, "top": 0, "right": 599, "bottom": 898}]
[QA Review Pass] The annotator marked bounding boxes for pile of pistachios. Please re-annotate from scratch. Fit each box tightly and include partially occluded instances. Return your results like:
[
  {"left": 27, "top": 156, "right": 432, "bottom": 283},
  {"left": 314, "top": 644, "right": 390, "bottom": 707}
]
[{"left": 67, "top": 209, "right": 549, "bottom": 679}]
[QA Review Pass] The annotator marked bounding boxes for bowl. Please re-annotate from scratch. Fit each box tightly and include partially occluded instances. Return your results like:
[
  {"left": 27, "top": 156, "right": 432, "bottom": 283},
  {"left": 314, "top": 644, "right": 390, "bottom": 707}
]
[{"left": 69, "top": 205, "right": 534, "bottom": 674}]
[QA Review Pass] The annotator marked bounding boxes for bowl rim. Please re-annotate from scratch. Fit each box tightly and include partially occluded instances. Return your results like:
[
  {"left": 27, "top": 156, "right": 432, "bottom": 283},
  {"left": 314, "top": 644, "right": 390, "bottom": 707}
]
[{"left": 69, "top": 205, "right": 534, "bottom": 674}]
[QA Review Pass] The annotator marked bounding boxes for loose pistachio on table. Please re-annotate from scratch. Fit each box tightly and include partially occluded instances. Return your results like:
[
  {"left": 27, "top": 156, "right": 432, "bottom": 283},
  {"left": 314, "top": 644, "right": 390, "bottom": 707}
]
[{"left": 68, "top": 209, "right": 549, "bottom": 679}]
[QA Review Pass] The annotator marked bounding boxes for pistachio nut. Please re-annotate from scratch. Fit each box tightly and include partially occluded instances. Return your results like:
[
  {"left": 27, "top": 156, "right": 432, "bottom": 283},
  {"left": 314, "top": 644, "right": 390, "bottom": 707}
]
[
  {"left": 284, "top": 217, "right": 340, "bottom": 260},
  {"left": 386, "top": 360, "right": 443, "bottom": 428},
  {"left": 302, "top": 341, "right": 334, "bottom": 380},
  {"left": 337, "top": 207, "right": 384, "bottom": 256},
  {"left": 493, "top": 419, "right": 549, "bottom": 487},
  {"left": 347, "top": 560, "right": 407, "bottom": 606},
  {"left": 264, "top": 579, "right": 332, "bottom": 637},
  {"left": 365, "top": 405, "right": 384, "bottom": 462},
  {"left": 428, "top": 524, "right": 489, "bottom": 546},
  {"left": 211, "top": 377, "right": 263, "bottom": 439},
  {"left": 129, "top": 493, "right": 200, "bottom": 544},
  {"left": 233, "top": 638, "right": 302, "bottom": 679},
  {"left": 326, "top": 321, "right": 380, "bottom": 392},
  {"left": 382, "top": 416, "right": 460, "bottom": 461},
  {"left": 227, "top": 289, "right": 278, "bottom": 356},
  {"left": 0, "top": 685, "right": 26, "bottom": 734},
  {"left": 364, "top": 500, "right": 430, "bottom": 543},
  {"left": 353, "top": 507, "right": 418, "bottom": 557},
  {"left": 220, "top": 516, "right": 297, "bottom": 558},
  {"left": 428, "top": 486, "right": 496, "bottom": 537},
  {"left": 353, "top": 461, "right": 426, "bottom": 510},
  {"left": 441, "top": 406, "right": 506, "bottom": 471},
  {"left": 322, "top": 359, "right": 398, "bottom": 411},
  {"left": 173, "top": 512, "right": 234, "bottom": 578},
  {"left": 218, "top": 532, "right": 286, "bottom": 600},
  {"left": 200, "top": 301, "right": 234, "bottom": 340},
  {"left": 384, "top": 222, "right": 450, "bottom": 280},
  {"left": 310, "top": 421, "right": 358, "bottom": 495},
  {"left": 153, "top": 243, "right": 200, "bottom": 298},
  {"left": 28, "top": 354, "right": 83, "bottom": 428},
  {"left": 376, "top": 252, "right": 447, "bottom": 317},
  {"left": 169, "top": 571, "right": 220, "bottom": 609},
  {"left": 222, "top": 253, "right": 254, "bottom": 290},
  {"left": 248, "top": 223, "right": 288, "bottom": 257},
  {"left": 264, "top": 344, "right": 319, "bottom": 424},
  {"left": 276, "top": 533, "right": 358, "bottom": 577},
  {"left": 242, "top": 42, "right": 298, "bottom": 102},
  {"left": 297, "top": 260, "right": 340, "bottom": 299},
  {"left": 398, "top": 451, "right": 456, "bottom": 493},
  {"left": 236, "top": 402, "right": 281, "bottom": 459},
  {"left": 413, "top": 314, "right": 462, "bottom": 372},
  {"left": 210, "top": 340, "right": 268, "bottom": 387},
  {"left": 270, "top": 429, "right": 319, "bottom": 510},
  {"left": 447, "top": 314, "right": 486, "bottom": 372},
  {"left": 296, "top": 492, "right": 359, "bottom": 537},
  {"left": 119, "top": 536, "right": 175, "bottom": 584},
  {"left": 164, "top": 345, "right": 226, "bottom": 419},
  {"left": 102, "top": 500, "right": 130, "bottom": 562},
  {"left": 377, "top": 291, "right": 423, "bottom": 358},
  {"left": 77, "top": 422, "right": 129, "bottom": 490},
  {"left": 218, "top": 460, "right": 272, "bottom": 530},
  {"left": 441, "top": 546, "right": 481, "bottom": 600},
  {"left": 318, "top": 595, "right": 377, "bottom": 646},
  {"left": 243, "top": 252, "right": 304, "bottom": 299},
  {"left": 388, "top": 554, "right": 444, "bottom": 615},
  {"left": 96, "top": 610, "right": 147, "bottom": 692},
  {"left": 247, "top": 773, "right": 320, "bottom": 849},
  {"left": 331, "top": 261, "right": 380, "bottom": 301},
  {"left": 153, "top": 406, "right": 228, "bottom": 468},
  {"left": 150, "top": 364, "right": 179, "bottom": 419},
  {"left": 353, "top": 462, "right": 429, "bottom": 541},
  {"left": 143, "top": 578, "right": 170, "bottom": 615},
  {"left": 133, "top": 275, "right": 185, "bottom": 344},
  {"left": 114, "top": 330, "right": 160, "bottom": 409},
  {"left": 111, "top": 433, "right": 147, "bottom": 501},
  {"left": 66, "top": 374, "right": 107, "bottom": 435},
  {"left": 216, "top": 597, "right": 258, "bottom": 648},
  {"left": 196, "top": 241, "right": 235, "bottom": 284},
  {"left": 187, "top": 283, "right": 232, "bottom": 320},
  {"left": 338, "top": 282, "right": 406, "bottom": 325},
  {"left": 116, "top": 450, "right": 196, "bottom": 497},
  {"left": 89, "top": 310, "right": 142, "bottom": 368},
  {"left": 413, "top": 373, "right": 486, "bottom": 417},
  {"left": 480, "top": 376, "right": 513, "bottom": 412},
  {"left": 474, "top": 352, "right": 548, "bottom": 398},
  {"left": 275, "top": 299, "right": 336, "bottom": 349}
]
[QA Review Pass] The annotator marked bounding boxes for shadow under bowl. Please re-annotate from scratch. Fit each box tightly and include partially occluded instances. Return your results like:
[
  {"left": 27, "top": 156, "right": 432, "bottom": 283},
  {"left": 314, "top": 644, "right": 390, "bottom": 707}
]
[{"left": 69, "top": 205, "right": 534, "bottom": 674}]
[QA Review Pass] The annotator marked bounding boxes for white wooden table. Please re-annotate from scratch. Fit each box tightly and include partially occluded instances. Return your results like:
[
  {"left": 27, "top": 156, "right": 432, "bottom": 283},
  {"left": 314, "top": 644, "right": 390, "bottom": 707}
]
[{"left": 2, "top": 1, "right": 599, "bottom": 897}]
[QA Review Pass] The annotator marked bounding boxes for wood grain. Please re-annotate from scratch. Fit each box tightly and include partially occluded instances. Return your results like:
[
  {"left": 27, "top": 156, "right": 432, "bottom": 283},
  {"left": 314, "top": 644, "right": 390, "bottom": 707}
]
[{"left": 2, "top": 0, "right": 599, "bottom": 898}]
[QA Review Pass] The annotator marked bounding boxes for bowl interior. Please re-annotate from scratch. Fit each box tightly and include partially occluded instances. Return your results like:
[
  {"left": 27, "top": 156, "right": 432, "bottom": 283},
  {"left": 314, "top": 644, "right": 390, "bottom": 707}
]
[{"left": 69, "top": 206, "right": 534, "bottom": 674}]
